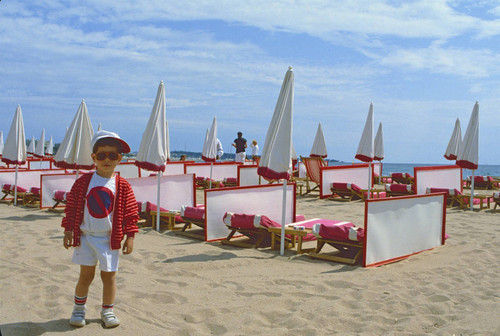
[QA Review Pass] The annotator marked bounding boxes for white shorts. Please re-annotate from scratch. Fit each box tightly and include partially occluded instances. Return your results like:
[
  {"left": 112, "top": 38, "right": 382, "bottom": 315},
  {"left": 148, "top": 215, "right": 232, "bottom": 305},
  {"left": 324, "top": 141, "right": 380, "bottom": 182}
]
[
  {"left": 235, "top": 152, "right": 246, "bottom": 163},
  {"left": 72, "top": 233, "right": 119, "bottom": 272}
]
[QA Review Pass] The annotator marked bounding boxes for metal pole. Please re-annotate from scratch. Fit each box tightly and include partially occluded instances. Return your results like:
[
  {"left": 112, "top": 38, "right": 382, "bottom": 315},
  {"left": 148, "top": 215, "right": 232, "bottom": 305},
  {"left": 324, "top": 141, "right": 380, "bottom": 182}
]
[
  {"left": 367, "top": 162, "right": 372, "bottom": 200},
  {"left": 470, "top": 170, "right": 475, "bottom": 211},
  {"left": 14, "top": 164, "right": 18, "bottom": 206},
  {"left": 280, "top": 179, "right": 287, "bottom": 256},
  {"left": 157, "top": 171, "right": 161, "bottom": 231}
]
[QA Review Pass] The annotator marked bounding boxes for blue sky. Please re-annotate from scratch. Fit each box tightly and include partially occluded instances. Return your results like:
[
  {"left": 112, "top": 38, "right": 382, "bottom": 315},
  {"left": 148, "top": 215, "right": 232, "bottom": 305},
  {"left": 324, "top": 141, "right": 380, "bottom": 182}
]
[{"left": 1, "top": 0, "right": 499, "bottom": 164}]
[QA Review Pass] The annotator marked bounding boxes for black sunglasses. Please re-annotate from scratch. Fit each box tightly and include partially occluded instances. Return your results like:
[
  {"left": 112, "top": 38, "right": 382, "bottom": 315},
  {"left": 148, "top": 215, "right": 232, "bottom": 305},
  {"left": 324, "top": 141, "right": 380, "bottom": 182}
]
[{"left": 95, "top": 151, "right": 120, "bottom": 161}]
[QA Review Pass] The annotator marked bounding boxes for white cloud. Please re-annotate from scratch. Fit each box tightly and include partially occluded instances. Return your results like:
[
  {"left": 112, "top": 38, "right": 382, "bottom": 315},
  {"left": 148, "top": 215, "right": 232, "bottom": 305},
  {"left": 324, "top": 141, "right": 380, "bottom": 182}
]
[{"left": 378, "top": 45, "right": 500, "bottom": 77}]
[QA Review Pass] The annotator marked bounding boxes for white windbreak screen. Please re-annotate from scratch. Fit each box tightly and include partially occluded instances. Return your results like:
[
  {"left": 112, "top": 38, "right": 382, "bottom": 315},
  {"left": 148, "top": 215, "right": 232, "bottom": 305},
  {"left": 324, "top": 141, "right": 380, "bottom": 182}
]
[
  {"left": 164, "top": 162, "right": 186, "bottom": 176},
  {"left": 321, "top": 166, "right": 370, "bottom": 197},
  {"left": 0, "top": 169, "right": 66, "bottom": 198},
  {"left": 205, "top": 184, "right": 296, "bottom": 241},
  {"left": 238, "top": 166, "right": 262, "bottom": 186},
  {"left": 40, "top": 174, "right": 77, "bottom": 208},
  {"left": 128, "top": 174, "right": 194, "bottom": 211},
  {"left": 364, "top": 194, "right": 445, "bottom": 267},
  {"left": 115, "top": 162, "right": 140, "bottom": 178},
  {"left": 186, "top": 163, "right": 239, "bottom": 181},
  {"left": 28, "top": 160, "right": 52, "bottom": 170},
  {"left": 372, "top": 162, "right": 382, "bottom": 176},
  {"left": 415, "top": 166, "right": 462, "bottom": 194}
]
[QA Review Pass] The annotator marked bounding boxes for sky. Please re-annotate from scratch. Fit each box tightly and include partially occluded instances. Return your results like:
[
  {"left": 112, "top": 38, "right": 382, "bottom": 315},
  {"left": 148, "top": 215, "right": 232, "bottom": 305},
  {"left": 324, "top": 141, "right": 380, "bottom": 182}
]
[{"left": 1, "top": 0, "right": 499, "bottom": 164}]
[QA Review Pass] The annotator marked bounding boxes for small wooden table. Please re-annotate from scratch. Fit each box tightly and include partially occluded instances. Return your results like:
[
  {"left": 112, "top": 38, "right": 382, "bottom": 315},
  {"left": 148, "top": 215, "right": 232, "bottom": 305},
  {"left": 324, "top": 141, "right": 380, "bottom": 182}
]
[
  {"left": 150, "top": 211, "right": 183, "bottom": 231},
  {"left": 458, "top": 194, "right": 493, "bottom": 211},
  {"left": 267, "top": 226, "right": 314, "bottom": 254}
]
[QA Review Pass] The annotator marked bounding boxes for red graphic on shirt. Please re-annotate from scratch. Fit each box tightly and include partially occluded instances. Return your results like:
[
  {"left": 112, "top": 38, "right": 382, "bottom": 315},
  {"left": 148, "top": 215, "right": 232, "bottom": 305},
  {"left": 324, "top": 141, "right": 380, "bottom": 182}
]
[{"left": 86, "top": 186, "right": 114, "bottom": 219}]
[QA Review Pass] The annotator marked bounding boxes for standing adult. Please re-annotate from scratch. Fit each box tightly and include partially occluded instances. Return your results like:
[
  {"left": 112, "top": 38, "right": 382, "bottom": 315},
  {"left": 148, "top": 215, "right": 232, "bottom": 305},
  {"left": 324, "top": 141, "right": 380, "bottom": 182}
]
[
  {"left": 216, "top": 138, "right": 224, "bottom": 160},
  {"left": 232, "top": 132, "right": 247, "bottom": 163},
  {"left": 250, "top": 140, "right": 259, "bottom": 162}
]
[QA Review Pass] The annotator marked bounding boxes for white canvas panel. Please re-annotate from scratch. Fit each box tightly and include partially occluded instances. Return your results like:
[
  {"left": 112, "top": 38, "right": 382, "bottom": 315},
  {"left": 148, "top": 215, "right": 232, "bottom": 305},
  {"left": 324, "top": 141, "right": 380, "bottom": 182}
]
[
  {"left": 28, "top": 160, "right": 52, "bottom": 170},
  {"left": 238, "top": 166, "right": 261, "bottom": 186},
  {"left": 415, "top": 166, "right": 462, "bottom": 194},
  {"left": 364, "top": 194, "right": 445, "bottom": 267},
  {"left": 40, "top": 173, "right": 77, "bottom": 208},
  {"left": 128, "top": 174, "right": 195, "bottom": 211},
  {"left": 0, "top": 169, "right": 65, "bottom": 194},
  {"left": 205, "top": 184, "right": 296, "bottom": 241},
  {"left": 164, "top": 162, "right": 185, "bottom": 176},
  {"left": 186, "top": 163, "right": 239, "bottom": 181},
  {"left": 372, "top": 162, "right": 382, "bottom": 177},
  {"left": 115, "top": 162, "right": 140, "bottom": 178},
  {"left": 320, "top": 165, "right": 370, "bottom": 197}
]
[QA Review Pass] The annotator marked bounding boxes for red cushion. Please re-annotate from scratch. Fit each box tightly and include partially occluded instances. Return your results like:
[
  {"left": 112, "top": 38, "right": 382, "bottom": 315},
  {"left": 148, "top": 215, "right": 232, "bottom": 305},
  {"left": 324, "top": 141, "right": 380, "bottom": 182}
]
[
  {"left": 30, "top": 187, "right": 40, "bottom": 195},
  {"left": 331, "top": 182, "right": 362, "bottom": 192},
  {"left": 181, "top": 205, "right": 205, "bottom": 220},
  {"left": 54, "top": 190, "right": 67, "bottom": 201},
  {"left": 313, "top": 221, "right": 364, "bottom": 241},
  {"left": 385, "top": 184, "right": 414, "bottom": 193}
]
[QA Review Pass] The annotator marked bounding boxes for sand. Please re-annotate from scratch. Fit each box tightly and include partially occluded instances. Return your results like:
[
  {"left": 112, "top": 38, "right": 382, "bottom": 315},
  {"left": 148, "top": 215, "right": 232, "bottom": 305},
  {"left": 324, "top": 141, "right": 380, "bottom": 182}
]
[{"left": 1, "top": 192, "right": 499, "bottom": 335}]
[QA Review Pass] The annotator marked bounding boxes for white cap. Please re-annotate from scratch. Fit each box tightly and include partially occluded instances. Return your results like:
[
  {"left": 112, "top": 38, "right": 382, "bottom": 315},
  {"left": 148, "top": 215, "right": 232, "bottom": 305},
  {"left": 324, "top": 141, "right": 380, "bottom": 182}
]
[{"left": 91, "top": 130, "right": 131, "bottom": 153}]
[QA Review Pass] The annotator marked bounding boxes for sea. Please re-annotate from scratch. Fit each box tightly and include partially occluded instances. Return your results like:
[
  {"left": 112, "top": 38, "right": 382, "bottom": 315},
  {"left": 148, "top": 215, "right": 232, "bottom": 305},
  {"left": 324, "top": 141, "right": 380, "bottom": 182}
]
[
  {"left": 328, "top": 162, "right": 500, "bottom": 178},
  {"left": 166, "top": 151, "right": 500, "bottom": 178}
]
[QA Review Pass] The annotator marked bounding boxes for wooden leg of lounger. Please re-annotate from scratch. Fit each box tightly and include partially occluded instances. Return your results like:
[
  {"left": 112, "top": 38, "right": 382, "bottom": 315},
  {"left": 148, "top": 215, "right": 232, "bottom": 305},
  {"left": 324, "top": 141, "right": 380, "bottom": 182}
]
[{"left": 271, "top": 232, "right": 277, "bottom": 250}]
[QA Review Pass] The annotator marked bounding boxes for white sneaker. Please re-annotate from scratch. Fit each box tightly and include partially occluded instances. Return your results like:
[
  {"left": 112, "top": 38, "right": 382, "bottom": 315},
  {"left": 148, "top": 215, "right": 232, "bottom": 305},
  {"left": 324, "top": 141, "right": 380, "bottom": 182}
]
[
  {"left": 69, "top": 305, "right": 86, "bottom": 327},
  {"left": 101, "top": 308, "right": 120, "bottom": 328}
]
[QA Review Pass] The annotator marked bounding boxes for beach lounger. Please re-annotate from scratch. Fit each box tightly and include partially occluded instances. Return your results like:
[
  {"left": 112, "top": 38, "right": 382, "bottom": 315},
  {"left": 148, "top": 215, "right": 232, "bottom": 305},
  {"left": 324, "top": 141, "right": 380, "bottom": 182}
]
[
  {"left": 493, "top": 192, "right": 500, "bottom": 211},
  {"left": 426, "top": 187, "right": 492, "bottom": 210},
  {"left": 308, "top": 221, "right": 365, "bottom": 265},
  {"left": 176, "top": 205, "right": 206, "bottom": 240},
  {"left": 390, "top": 172, "right": 414, "bottom": 185},
  {"left": 300, "top": 156, "right": 327, "bottom": 195},
  {"left": 472, "top": 175, "right": 499, "bottom": 190},
  {"left": 22, "top": 187, "right": 40, "bottom": 207},
  {"left": 385, "top": 183, "right": 415, "bottom": 197},
  {"left": 220, "top": 212, "right": 308, "bottom": 251},
  {"left": 1, "top": 183, "right": 28, "bottom": 204},
  {"left": 47, "top": 190, "right": 68, "bottom": 212},
  {"left": 330, "top": 182, "right": 386, "bottom": 201}
]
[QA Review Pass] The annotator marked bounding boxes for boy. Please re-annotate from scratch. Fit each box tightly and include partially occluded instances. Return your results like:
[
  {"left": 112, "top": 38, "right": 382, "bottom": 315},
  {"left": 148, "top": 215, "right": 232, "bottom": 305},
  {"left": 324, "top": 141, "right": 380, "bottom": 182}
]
[{"left": 62, "top": 130, "right": 139, "bottom": 328}]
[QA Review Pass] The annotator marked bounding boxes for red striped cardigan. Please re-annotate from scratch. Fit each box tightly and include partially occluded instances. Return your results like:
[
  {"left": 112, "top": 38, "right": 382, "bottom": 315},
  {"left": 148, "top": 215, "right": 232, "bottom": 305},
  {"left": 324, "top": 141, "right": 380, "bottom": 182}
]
[{"left": 61, "top": 172, "right": 139, "bottom": 250}]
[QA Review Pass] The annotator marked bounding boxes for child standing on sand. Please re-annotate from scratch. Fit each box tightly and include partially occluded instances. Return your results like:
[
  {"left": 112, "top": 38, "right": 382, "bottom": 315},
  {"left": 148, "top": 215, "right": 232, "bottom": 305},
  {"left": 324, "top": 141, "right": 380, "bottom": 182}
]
[{"left": 62, "top": 130, "right": 139, "bottom": 328}]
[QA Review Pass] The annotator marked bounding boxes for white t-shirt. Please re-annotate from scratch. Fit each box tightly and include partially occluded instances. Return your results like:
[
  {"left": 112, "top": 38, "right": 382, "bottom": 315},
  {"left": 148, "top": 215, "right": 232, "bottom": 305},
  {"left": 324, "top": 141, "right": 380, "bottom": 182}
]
[
  {"left": 80, "top": 173, "right": 116, "bottom": 234},
  {"left": 251, "top": 144, "right": 259, "bottom": 156}
]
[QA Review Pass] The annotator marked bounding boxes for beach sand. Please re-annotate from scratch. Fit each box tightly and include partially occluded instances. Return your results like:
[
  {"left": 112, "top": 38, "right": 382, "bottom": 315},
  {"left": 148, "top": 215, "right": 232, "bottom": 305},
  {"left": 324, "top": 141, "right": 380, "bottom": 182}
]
[{"left": 1, "top": 192, "right": 499, "bottom": 335}]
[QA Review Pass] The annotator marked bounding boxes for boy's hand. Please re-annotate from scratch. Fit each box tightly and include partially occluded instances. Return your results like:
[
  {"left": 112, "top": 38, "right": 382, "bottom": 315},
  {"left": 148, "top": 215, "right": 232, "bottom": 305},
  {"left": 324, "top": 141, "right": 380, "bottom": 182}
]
[
  {"left": 122, "top": 237, "right": 134, "bottom": 254},
  {"left": 63, "top": 231, "right": 73, "bottom": 249}
]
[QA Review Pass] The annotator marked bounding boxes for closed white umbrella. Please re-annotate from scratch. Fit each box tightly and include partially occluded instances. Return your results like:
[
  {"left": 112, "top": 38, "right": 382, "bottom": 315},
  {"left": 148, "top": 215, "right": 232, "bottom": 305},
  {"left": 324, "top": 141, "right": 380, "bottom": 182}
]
[
  {"left": 45, "top": 136, "right": 54, "bottom": 156},
  {"left": 444, "top": 118, "right": 462, "bottom": 160},
  {"left": 201, "top": 117, "right": 217, "bottom": 189},
  {"left": 54, "top": 99, "right": 95, "bottom": 170},
  {"left": 165, "top": 120, "right": 170, "bottom": 161},
  {"left": 34, "top": 129, "right": 45, "bottom": 158},
  {"left": 258, "top": 66, "right": 294, "bottom": 256},
  {"left": 457, "top": 102, "right": 479, "bottom": 211},
  {"left": 355, "top": 103, "right": 374, "bottom": 198},
  {"left": 135, "top": 81, "right": 168, "bottom": 231},
  {"left": 201, "top": 117, "right": 217, "bottom": 163},
  {"left": 310, "top": 122, "right": 327, "bottom": 158},
  {"left": 27, "top": 136, "right": 36, "bottom": 155},
  {"left": 373, "top": 122, "right": 384, "bottom": 161},
  {"left": 2, "top": 105, "right": 27, "bottom": 205}
]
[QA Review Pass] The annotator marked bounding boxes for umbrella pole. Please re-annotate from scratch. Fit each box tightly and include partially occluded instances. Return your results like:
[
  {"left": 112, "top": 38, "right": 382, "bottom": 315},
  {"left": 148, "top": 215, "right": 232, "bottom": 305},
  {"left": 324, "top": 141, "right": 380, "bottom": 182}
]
[
  {"left": 209, "top": 162, "right": 213, "bottom": 189},
  {"left": 367, "top": 162, "right": 372, "bottom": 200},
  {"left": 157, "top": 171, "right": 161, "bottom": 231},
  {"left": 280, "top": 179, "right": 287, "bottom": 256},
  {"left": 14, "top": 164, "right": 19, "bottom": 206},
  {"left": 470, "top": 169, "right": 475, "bottom": 211}
]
